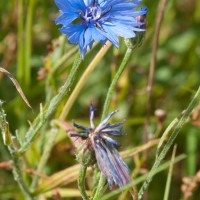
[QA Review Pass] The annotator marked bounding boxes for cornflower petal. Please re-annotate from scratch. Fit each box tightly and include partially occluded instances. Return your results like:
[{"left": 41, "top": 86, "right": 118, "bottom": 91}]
[
  {"left": 55, "top": 13, "right": 79, "bottom": 25},
  {"left": 55, "top": 0, "right": 76, "bottom": 11},
  {"left": 54, "top": 0, "right": 147, "bottom": 58},
  {"left": 84, "top": 0, "right": 94, "bottom": 6}
]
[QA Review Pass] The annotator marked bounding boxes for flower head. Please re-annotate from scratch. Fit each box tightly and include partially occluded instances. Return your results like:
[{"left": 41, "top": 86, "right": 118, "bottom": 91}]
[
  {"left": 70, "top": 104, "right": 131, "bottom": 189},
  {"left": 55, "top": 0, "right": 147, "bottom": 58}
]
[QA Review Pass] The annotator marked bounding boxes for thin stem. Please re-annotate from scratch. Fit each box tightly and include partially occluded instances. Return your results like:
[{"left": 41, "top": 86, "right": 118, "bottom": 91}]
[
  {"left": 93, "top": 47, "right": 133, "bottom": 200},
  {"left": 101, "top": 47, "right": 133, "bottom": 120},
  {"left": 0, "top": 101, "right": 33, "bottom": 199},
  {"left": 92, "top": 173, "right": 107, "bottom": 200},
  {"left": 78, "top": 166, "right": 89, "bottom": 200},
  {"left": 24, "top": 0, "right": 35, "bottom": 86},
  {"left": 18, "top": 53, "right": 82, "bottom": 155},
  {"left": 9, "top": 145, "right": 34, "bottom": 199},
  {"left": 30, "top": 46, "right": 79, "bottom": 190},
  {"left": 102, "top": 154, "right": 186, "bottom": 200},
  {"left": 17, "top": 0, "right": 24, "bottom": 84},
  {"left": 30, "top": 128, "right": 58, "bottom": 190},
  {"left": 145, "top": 0, "right": 169, "bottom": 137},
  {"left": 30, "top": 43, "right": 111, "bottom": 192},
  {"left": 59, "top": 41, "right": 112, "bottom": 120},
  {"left": 163, "top": 145, "right": 177, "bottom": 200},
  {"left": 138, "top": 85, "right": 200, "bottom": 199},
  {"left": 156, "top": 117, "right": 179, "bottom": 156}
]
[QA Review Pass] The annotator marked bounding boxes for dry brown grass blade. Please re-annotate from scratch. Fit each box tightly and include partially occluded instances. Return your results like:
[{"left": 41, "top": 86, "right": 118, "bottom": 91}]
[
  {"left": 35, "top": 139, "right": 159, "bottom": 195},
  {"left": 0, "top": 67, "right": 32, "bottom": 109},
  {"left": 34, "top": 164, "right": 82, "bottom": 194}
]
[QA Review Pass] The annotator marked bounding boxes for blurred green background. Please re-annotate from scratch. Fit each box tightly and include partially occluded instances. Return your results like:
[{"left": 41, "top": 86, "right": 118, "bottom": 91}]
[{"left": 0, "top": 0, "right": 200, "bottom": 199}]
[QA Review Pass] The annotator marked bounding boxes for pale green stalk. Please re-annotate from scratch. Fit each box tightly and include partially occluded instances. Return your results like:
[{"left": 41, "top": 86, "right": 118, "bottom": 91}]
[
  {"left": 186, "top": 128, "right": 197, "bottom": 175},
  {"left": 8, "top": 145, "right": 34, "bottom": 199},
  {"left": 58, "top": 43, "right": 112, "bottom": 199},
  {"left": 138, "top": 85, "right": 200, "bottom": 199},
  {"left": 30, "top": 46, "right": 79, "bottom": 190},
  {"left": 102, "top": 154, "right": 186, "bottom": 200},
  {"left": 0, "top": 101, "right": 33, "bottom": 199},
  {"left": 163, "top": 145, "right": 177, "bottom": 200},
  {"left": 31, "top": 43, "right": 111, "bottom": 194},
  {"left": 156, "top": 117, "right": 179, "bottom": 156},
  {"left": 92, "top": 47, "right": 133, "bottom": 200},
  {"left": 59, "top": 41, "right": 112, "bottom": 120},
  {"left": 30, "top": 43, "right": 111, "bottom": 193},
  {"left": 78, "top": 166, "right": 89, "bottom": 200},
  {"left": 92, "top": 174, "right": 107, "bottom": 200},
  {"left": 30, "top": 128, "right": 59, "bottom": 190},
  {"left": 18, "top": 53, "right": 82, "bottom": 155},
  {"left": 101, "top": 47, "right": 133, "bottom": 119},
  {"left": 17, "top": 0, "right": 24, "bottom": 83},
  {"left": 24, "top": 0, "right": 36, "bottom": 86}
]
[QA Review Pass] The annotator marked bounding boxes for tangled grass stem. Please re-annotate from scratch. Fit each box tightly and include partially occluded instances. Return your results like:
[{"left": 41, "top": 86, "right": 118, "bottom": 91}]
[
  {"left": 138, "top": 85, "right": 200, "bottom": 199},
  {"left": 93, "top": 47, "right": 133, "bottom": 199},
  {"left": 18, "top": 53, "right": 82, "bottom": 155},
  {"left": 78, "top": 166, "right": 89, "bottom": 200}
]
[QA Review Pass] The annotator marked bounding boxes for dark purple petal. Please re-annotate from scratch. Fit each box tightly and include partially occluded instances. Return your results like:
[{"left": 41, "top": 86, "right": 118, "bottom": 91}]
[
  {"left": 70, "top": 132, "right": 88, "bottom": 138},
  {"left": 73, "top": 121, "right": 87, "bottom": 131}
]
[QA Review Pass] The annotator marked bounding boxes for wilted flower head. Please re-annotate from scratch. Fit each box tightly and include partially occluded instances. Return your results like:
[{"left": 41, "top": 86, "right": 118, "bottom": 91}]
[
  {"left": 70, "top": 104, "right": 131, "bottom": 189},
  {"left": 54, "top": 0, "right": 147, "bottom": 58}
]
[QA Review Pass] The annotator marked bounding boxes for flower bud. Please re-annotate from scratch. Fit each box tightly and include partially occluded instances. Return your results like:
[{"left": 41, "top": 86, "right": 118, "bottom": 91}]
[
  {"left": 155, "top": 109, "right": 167, "bottom": 124},
  {"left": 76, "top": 140, "right": 96, "bottom": 167},
  {"left": 124, "top": 7, "right": 148, "bottom": 49}
]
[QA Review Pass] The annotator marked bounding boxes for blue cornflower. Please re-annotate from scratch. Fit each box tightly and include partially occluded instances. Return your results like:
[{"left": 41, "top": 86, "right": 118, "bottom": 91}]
[
  {"left": 55, "top": 0, "right": 147, "bottom": 58},
  {"left": 70, "top": 104, "right": 130, "bottom": 189}
]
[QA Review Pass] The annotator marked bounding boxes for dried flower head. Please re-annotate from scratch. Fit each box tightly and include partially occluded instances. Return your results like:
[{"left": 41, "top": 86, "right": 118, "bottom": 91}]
[{"left": 70, "top": 104, "right": 131, "bottom": 189}]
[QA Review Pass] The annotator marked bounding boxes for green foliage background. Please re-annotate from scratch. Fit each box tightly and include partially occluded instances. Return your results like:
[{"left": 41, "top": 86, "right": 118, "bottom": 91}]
[{"left": 0, "top": 0, "right": 200, "bottom": 199}]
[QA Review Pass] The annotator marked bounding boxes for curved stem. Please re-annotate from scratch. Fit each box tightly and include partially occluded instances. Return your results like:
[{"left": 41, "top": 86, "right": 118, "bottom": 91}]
[
  {"left": 78, "top": 166, "right": 89, "bottom": 200},
  {"left": 92, "top": 173, "right": 107, "bottom": 200},
  {"left": 101, "top": 47, "right": 132, "bottom": 120},
  {"left": 59, "top": 41, "right": 112, "bottom": 120},
  {"left": 138, "top": 85, "right": 200, "bottom": 199},
  {"left": 93, "top": 47, "right": 133, "bottom": 200},
  {"left": 0, "top": 101, "right": 33, "bottom": 199},
  {"left": 9, "top": 146, "right": 34, "bottom": 199},
  {"left": 30, "top": 128, "right": 58, "bottom": 190},
  {"left": 25, "top": 0, "right": 36, "bottom": 87},
  {"left": 18, "top": 53, "right": 82, "bottom": 155}
]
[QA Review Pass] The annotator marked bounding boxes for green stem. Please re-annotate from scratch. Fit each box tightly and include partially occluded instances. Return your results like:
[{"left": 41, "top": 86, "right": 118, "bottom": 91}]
[
  {"left": 59, "top": 41, "right": 112, "bottom": 120},
  {"left": 9, "top": 145, "right": 34, "bottom": 199},
  {"left": 0, "top": 101, "right": 33, "bottom": 199},
  {"left": 102, "top": 154, "right": 186, "bottom": 200},
  {"left": 92, "top": 174, "right": 107, "bottom": 200},
  {"left": 138, "top": 85, "right": 200, "bottom": 199},
  {"left": 30, "top": 128, "right": 58, "bottom": 190},
  {"left": 163, "top": 145, "right": 177, "bottom": 200},
  {"left": 18, "top": 53, "right": 82, "bottom": 155},
  {"left": 93, "top": 48, "right": 133, "bottom": 200},
  {"left": 17, "top": 0, "right": 24, "bottom": 84},
  {"left": 78, "top": 166, "right": 89, "bottom": 200},
  {"left": 24, "top": 0, "right": 35, "bottom": 86},
  {"left": 101, "top": 47, "right": 132, "bottom": 119}
]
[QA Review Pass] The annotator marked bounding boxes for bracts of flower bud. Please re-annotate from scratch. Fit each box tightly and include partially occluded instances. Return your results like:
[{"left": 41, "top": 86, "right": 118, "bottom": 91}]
[{"left": 125, "top": 7, "right": 148, "bottom": 50}]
